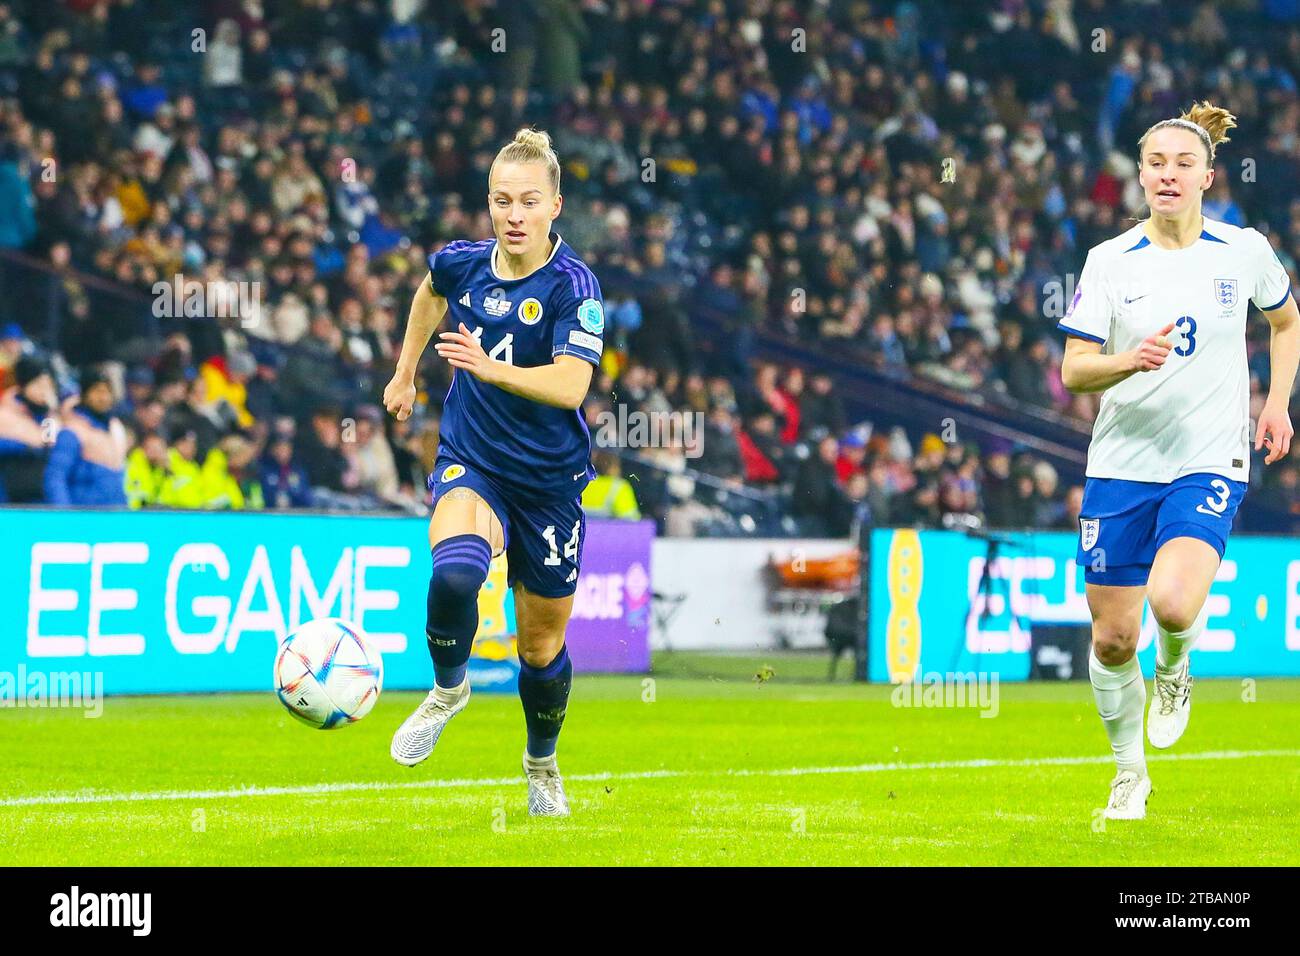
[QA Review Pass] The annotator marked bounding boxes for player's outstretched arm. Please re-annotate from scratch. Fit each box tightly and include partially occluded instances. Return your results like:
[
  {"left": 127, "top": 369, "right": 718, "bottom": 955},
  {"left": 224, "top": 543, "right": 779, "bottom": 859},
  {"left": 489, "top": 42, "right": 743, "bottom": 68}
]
[
  {"left": 384, "top": 274, "right": 449, "bottom": 421},
  {"left": 435, "top": 321, "right": 593, "bottom": 409},
  {"left": 1256, "top": 294, "right": 1299, "bottom": 464},
  {"left": 1061, "top": 322, "right": 1174, "bottom": 394}
]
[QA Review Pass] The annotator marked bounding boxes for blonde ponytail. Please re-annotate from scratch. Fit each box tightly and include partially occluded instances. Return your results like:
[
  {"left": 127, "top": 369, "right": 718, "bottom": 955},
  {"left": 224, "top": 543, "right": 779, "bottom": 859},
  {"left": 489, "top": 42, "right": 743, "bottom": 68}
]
[
  {"left": 1138, "top": 101, "right": 1238, "bottom": 166},
  {"left": 492, "top": 127, "right": 562, "bottom": 194}
]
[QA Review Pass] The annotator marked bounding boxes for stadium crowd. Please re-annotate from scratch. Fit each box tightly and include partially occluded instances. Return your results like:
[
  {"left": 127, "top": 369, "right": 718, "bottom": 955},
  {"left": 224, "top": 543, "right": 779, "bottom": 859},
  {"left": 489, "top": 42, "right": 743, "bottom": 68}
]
[{"left": 1, "top": 0, "right": 1299, "bottom": 535}]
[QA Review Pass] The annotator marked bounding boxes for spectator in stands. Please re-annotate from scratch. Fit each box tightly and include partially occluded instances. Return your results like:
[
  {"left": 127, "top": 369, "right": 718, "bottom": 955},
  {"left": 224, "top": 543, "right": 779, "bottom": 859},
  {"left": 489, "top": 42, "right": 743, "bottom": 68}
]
[
  {"left": 800, "top": 372, "right": 848, "bottom": 439},
  {"left": 843, "top": 471, "right": 874, "bottom": 534},
  {"left": 753, "top": 363, "right": 799, "bottom": 443},
  {"left": 538, "top": 0, "right": 588, "bottom": 97},
  {"left": 697, "top": 404, "right": 744, "bottom": 484},
  {"left": 0, "top": 355, "right": 56, "bottom": 503},
  {"left": 895, "top": 477, "right": 943, "bottom": 529},
  {"left": 163, "top": 374, "right": 224, "bottom": 460},
  {"left": 199, "top": 350, "right": 257, "bottom": 430},
  {"left": 1006, "top": 469, "right": 1041, "bottom": 530},
  {"left": 736, "top": 410, "right": 780, "bottom": 485},
  {"left": 582, "top": 451, "right": 641, "bottom": 520},
  {"left": 0, "top": 322, "right": 26, "bottom": 391},
  {"left": 1031, "top": 460, "right": 1066, "bottom": 528},
  {"left": 864, "top": 458, "right": 894, "bottom": 526},
  {"left": 44, "top": 366, "right": 128, "bottom": 506},
  {"left": 125, "top": 430, "right": 168, "bottom": 508},
  {"left": 835, "top": 429, "right": 869, "bottom": 484},
  {"left": 939, "top": 463, "right": 981, "bottom": 526},
  {"left": 982, "top": 447, "right": 1018, "bottom": 529},
  {"left": 351, "top": 404, "right": 407, "bottom": 507},
  {"left": 201, "top": 433, "right": 261, "bottom": 510},
  {"left": 0, "top": 141, "right": 36, "bottom": 250},
  {"left": 999, "top": 325, "right": 1052, "bottom": 408},
  {"left": 260, "top": 434, "right": 313, "bottom": 509},
  {"left": 387, "top": 414, "right": 426, "bottom": 498},
  {"left": 127, "top": 396, "right": 166, "bottom": 444},
  {"left": 157, "top": 426, "right": 205, "bottom": 508},
  {"left": 115, "top": 365, "right": 154, "bottom": 420},
  {"left": 792, "top": 436, "right": 849, "bottom": 536},
  {"left": 297, "top": 404, "right": 354, "bottom": 493}
]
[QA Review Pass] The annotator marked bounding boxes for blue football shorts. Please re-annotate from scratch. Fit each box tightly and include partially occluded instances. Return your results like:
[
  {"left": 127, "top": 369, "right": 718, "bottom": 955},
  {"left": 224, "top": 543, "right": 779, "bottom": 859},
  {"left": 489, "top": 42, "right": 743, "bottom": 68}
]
[
  {"left": 427, "top": 455, "right": 586, "bottom": 599},
  {"left": 1076, "top": 472, "right": 1246, "bottom": 587}
]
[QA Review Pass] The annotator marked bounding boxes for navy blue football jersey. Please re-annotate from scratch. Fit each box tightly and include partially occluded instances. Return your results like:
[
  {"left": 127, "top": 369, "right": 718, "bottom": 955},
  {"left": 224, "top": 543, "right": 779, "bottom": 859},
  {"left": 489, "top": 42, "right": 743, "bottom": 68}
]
[{"left": 427, "top": 232, "right": 604, "bottom": 503}]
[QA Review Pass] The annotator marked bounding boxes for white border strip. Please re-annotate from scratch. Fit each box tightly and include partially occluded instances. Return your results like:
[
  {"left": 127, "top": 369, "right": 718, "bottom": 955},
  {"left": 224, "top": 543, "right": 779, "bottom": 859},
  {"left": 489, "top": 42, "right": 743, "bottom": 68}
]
[{"left": 2, "top": 749, "right": 1297, "bottom": 809}]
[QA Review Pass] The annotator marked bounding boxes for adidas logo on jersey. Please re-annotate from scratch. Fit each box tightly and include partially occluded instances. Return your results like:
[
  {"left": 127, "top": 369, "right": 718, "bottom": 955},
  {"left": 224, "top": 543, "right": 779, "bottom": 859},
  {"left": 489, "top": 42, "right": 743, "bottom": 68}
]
[
  {"left": 459, "top": 291, "right": 471, "bottom": 308},
  {"left": 565, "top": 570, "right": 577, "bottom": 583}
]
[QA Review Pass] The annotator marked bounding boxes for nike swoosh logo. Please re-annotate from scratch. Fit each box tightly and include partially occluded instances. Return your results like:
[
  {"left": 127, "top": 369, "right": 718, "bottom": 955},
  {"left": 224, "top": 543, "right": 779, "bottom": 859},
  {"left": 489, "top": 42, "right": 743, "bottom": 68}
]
[{"left": 1124, "top": 294, "right": 1148, "bottom": 304}]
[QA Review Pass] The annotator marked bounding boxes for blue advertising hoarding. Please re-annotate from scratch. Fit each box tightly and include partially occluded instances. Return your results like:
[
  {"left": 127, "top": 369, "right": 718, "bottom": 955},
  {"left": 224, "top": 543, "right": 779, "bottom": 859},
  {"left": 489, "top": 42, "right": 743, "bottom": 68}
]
[
  {"left": 2, "top": 510, "right": 653, "bottom": 696},
  {"left": 868, "top": 528, "right": 1300, "bottom": 681}
]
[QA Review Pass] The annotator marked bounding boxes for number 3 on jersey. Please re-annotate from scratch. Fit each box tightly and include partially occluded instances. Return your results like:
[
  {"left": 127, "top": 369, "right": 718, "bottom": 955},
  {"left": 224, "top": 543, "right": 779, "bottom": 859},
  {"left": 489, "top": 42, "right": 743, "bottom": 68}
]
[
  {"left": 543, "top": 520, "right": 581, "bottom": 566},
  {"left": 1173, "top": 315, "right": 1197, "bottom": 357}
]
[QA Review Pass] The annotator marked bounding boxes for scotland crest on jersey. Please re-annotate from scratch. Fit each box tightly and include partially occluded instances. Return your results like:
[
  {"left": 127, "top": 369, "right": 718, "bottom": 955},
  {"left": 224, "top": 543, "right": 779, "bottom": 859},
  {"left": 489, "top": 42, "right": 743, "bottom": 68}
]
[
  {"left": 1214, "top": 278, "right": 1238, "bottom": 308},
  {"left": 1080, "top": 517, "right": 1099, "bottom": 551}
]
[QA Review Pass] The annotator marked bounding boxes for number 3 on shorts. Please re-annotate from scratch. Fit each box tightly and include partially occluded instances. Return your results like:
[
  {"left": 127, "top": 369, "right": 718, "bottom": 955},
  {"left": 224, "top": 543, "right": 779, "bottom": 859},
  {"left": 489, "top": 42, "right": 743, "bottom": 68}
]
[
  {"left": 1195, "top": 478, "right": 1231, "bottom": 517},
  {"left": 542, "top": 520, "right": 581, "bottom": 566}
]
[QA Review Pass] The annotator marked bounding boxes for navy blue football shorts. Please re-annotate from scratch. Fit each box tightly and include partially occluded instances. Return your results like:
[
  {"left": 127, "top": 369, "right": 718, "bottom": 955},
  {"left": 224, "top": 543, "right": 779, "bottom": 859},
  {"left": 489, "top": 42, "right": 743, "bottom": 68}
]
[
  {"left": 427, "top": 455, "right": 586, "bottom": 599},
  {"left": 1076, "top": 472, "right": 1245, "bottom": 587}
]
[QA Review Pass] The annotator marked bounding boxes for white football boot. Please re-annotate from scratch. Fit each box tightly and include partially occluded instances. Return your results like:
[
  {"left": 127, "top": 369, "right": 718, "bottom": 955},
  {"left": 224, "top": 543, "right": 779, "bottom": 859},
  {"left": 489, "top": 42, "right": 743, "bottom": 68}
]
[
  {"left": 523, "top": 751, "right": 570, "bottom": 817},
  {"left": 1103, "top": 769, "right": 1152, "bottom": 820},
  {"left": 1147, "top": 660, "right": 1193, "bottom": 749},
  {"left": 390, "top": 682, "right": 470, "bottom": 767}
]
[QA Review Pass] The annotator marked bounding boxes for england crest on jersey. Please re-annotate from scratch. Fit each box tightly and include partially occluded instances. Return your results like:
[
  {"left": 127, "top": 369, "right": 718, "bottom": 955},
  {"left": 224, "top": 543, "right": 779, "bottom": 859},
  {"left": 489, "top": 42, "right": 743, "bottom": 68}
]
[
  {"left": 1214, "top": 278, "right": 1238, "bottom": 308},
  {"left": 1080, "top": 517, "right": 1099, "bottom": 552}
]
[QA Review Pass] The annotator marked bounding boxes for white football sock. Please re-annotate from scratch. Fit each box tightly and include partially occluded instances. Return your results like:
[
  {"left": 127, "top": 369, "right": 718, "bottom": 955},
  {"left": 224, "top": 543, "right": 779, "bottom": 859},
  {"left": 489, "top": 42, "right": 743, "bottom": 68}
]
[
  {"left": 1156, "top": 601, "right": 1208, "bottom": 674},
  {"left": 1089, "top": 647, "right": 1147, "bottom": 776}
]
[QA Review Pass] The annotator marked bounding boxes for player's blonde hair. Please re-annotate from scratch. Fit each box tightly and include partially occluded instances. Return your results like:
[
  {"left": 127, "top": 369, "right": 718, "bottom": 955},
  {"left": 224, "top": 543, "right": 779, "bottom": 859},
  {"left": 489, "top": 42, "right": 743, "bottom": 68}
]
[
  {"left": 491, "top": 127, "right": 561, "bottom": 195},
  {"left": 1138, "top": 101, "right": 1237, "bottom": 167}
]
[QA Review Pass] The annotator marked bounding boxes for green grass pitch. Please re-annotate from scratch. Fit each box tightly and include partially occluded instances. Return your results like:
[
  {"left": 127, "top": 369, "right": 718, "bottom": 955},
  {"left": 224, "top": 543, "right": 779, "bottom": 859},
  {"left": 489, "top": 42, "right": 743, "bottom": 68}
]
[{"left": 2, "top": 653, "right": 1298, "bottom": 866}]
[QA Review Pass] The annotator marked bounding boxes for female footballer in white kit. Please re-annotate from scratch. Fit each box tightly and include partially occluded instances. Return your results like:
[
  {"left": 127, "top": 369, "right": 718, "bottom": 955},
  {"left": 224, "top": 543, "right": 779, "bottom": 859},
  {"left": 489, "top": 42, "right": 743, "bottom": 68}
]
[{"left": 1058, "top": 102, "right": 1299, "bottom": 819}]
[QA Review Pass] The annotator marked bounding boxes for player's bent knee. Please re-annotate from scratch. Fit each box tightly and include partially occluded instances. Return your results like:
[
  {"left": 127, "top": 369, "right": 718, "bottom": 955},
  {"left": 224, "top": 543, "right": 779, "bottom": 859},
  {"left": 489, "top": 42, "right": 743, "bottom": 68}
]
[
  {"left": 430, "top": 562, "right": 487, "bottom": 602},
  {"left": 518, "top": 639, "right": 565, "bottom": 668},
  {"left": 1146, "top": 591, "right": 1198, "bottom": 634},
  {"left": 1091, "top": 626, "right": 1138, "bottom": 665},
  {"left": 429, "top": 536, "right": 492, "bottom": 601}
]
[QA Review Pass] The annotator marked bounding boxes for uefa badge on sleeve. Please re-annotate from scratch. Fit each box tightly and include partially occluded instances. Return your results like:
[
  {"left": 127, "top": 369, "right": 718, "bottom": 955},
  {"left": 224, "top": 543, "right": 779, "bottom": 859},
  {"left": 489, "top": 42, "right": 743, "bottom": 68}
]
[
  {"left": 1080, "top": 517, "right": 1099, "bottom": 551},
  {"left": 577, "top": 297, "right": 604, "bottom": 335}
]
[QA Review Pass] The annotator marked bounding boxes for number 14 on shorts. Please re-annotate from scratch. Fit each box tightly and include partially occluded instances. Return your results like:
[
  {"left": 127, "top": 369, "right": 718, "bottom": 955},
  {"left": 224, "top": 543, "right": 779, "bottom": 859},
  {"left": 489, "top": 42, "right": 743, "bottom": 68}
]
[{"left": 543, "top": 520, "right": 581, "bottom": 565}]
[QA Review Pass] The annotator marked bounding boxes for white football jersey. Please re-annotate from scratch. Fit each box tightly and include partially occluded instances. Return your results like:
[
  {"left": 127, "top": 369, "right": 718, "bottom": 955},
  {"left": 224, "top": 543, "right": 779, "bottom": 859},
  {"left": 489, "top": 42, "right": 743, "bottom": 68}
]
[{"left": 1058, "top": 217, "right": 1291, "bottom": 484}]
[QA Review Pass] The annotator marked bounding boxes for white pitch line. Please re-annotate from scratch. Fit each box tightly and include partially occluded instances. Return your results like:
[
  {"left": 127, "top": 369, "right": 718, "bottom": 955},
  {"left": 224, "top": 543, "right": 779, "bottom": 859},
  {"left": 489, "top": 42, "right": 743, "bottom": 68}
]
[{"left": 1, "top": 749, "right": 1297, "bottom": 809}]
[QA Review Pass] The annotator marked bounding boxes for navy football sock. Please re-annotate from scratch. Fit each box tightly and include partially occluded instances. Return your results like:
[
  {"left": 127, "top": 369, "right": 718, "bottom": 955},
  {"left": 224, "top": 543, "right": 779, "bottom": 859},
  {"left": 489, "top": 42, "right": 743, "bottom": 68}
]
[
  {"left": 425, "top": 534, "right": 491, "bottom": 688},
  {"left": 518, "top": 645, "right": 572, "bottom": 759}
]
